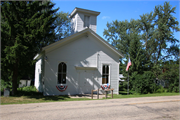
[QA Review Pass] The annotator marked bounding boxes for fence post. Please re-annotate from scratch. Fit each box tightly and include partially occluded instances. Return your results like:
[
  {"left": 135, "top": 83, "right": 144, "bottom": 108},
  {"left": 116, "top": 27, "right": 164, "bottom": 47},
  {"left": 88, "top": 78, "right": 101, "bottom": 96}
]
[
  {"left": 105, "top": 91, "right": 107, "bottom": 99},
  {"left": 91, "top": 90, "right": 93, "bottom": 99},
  {"left": 111, "top": 90, "right": 113, "bottom": 98},
  {"left": 97, "top": 88, "right": 99, "bottom": 99}
]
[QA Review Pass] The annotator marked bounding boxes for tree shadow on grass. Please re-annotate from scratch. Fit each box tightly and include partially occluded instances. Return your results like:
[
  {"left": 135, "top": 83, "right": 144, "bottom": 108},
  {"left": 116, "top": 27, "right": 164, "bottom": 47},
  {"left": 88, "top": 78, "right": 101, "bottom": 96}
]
[
  {"left": 119, "top": 91, "right": 133, "bottom": 95},
  {"left": 15, "top": 91, "right": 70, "bottom": 101}
]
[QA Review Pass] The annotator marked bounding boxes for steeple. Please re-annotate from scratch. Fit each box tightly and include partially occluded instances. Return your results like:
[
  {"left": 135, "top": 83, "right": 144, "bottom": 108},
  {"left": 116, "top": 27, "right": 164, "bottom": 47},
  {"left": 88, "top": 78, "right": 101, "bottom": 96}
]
[{"left": 69, "top": 7, "right": 100, "bottom": 35}]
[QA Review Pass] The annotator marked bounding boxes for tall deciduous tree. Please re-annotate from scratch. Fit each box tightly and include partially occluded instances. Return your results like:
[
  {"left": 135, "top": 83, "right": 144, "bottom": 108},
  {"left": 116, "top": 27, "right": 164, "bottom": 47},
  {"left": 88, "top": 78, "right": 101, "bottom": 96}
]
[
  {"left": 54, "top": 11, "right": 71, "bottom": 40},
  {"left": 139, "top": 12, "right": 156, "bottom": 61},
  {"left": 1, "top": 1, "right": 58, "bottom": 95},
  {"left": 152, "top": 1, "right": 179, "bottom": 63},
  {"left": 103, "top": 19, "right": 137, "bottom": 58}
]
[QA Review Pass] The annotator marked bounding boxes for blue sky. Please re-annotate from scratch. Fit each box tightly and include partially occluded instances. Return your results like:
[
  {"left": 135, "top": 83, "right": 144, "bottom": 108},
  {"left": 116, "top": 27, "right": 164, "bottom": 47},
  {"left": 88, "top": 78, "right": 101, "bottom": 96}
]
[{"left": 53, "top": 0, "right": 179, "bottom": 41}]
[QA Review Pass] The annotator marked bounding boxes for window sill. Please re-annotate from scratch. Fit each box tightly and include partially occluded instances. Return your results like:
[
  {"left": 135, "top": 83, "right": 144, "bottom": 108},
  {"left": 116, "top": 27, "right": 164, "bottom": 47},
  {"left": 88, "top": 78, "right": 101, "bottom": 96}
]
[
  {"left": 57, "top": 84, "right": 67, "bottom": 86},
  {"left": 102, "top": 84, "right": 110, "bottom": 85}
]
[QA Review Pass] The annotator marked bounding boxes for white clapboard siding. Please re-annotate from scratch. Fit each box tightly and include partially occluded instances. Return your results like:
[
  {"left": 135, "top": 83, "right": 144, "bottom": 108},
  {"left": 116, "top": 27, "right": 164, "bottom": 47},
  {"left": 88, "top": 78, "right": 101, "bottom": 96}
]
[
  {"left": 43, "top": 32, "right": 120, "bottom": 95},
  {"left": 76, "top": 13, "right": 84, "bottom": 32},
  {"left": 90, "top": 15, "right": 97, "bottom": 32}
]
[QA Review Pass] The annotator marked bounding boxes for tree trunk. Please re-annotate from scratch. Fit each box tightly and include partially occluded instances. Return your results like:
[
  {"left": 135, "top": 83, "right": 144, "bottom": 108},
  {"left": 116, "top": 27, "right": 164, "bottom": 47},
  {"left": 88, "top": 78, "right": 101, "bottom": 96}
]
[{"left": 12, "top": 62, "right": 18, "bottom": 96}]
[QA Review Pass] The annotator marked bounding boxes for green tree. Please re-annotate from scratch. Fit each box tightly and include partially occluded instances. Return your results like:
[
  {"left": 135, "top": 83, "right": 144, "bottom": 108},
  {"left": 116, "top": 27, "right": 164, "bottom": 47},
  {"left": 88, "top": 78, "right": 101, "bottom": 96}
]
[
  {"left": 104, "top": 1, "right": 179, "bottom": 94},
  {"left": 128, "top": 24, "right": 145, "bottom": 74},
  {"left": 139, "top": 12, "right": 156, "bottom": 61},
  {"left": 133, "top": 71, "right": 156, "bottom": 94},
  {"left": 128, "top": 33, "right": 156, "bottom": 94},
  {"left": 104, "top": 2, "right": 179, "bottom": 62},
  {"left": 1, "top": 1, "right": 58, "bottom": 95},
  {"left": 54, "top": 11, "right": 71, "bottom": 40},
  {"left": 103, "top": 20, "right": 132, "bottom": 58},
  {"left": 158, "top": 60, "right": 179, "bottom": 92},
  {"left": 152, "top": 2, "right": 179, "bottom": 63},
  {"left": 128, "top": 26, "right": 149, "bottom": 93}
]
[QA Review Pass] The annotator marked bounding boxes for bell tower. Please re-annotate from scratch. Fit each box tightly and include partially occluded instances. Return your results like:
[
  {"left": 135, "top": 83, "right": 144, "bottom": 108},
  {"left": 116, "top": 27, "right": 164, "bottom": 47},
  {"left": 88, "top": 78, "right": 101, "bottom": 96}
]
[{"left": 69, "top": 7, "right": 100, "bottom": 34}]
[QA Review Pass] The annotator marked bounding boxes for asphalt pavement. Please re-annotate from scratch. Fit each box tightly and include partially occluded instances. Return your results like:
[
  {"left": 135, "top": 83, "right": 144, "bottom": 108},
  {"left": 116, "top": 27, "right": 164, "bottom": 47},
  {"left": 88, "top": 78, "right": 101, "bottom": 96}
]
[{"left": 0, "top": 95, "right": 180, "bottom": 120}]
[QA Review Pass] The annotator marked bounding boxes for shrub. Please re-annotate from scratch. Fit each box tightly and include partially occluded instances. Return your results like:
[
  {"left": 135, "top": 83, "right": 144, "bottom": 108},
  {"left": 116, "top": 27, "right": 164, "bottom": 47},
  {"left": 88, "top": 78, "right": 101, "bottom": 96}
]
[
  {"left": 22, "top": 86, "right": 37, "bottom": 92},
  {"left": 1, "top": 79, "right": 12, "bottom": 92},
  {"left": 17, "top": 86, "right": 40, "bottom": 96},
  {"left": 167, "top": 76, "right": 179, "bottom": 93},
  {"left": 156, "top": 86, "right": 167, "bottom": 93},
  {"left": 119, "top": 81, "right": 127, "bottom": 91},
  {"left": 131, "top": 71, "right": 156, "bottom": 94}
]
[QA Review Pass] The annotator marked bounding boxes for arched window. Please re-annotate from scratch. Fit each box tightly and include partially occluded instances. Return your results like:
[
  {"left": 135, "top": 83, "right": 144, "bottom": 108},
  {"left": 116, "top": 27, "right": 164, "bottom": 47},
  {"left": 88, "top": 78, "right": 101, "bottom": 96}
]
[
  {"left": 102, "top": 65, "right": 109, "bottom": 84},
  {"left": 58, "top": 62, "right": 66, "bottom": 84}
]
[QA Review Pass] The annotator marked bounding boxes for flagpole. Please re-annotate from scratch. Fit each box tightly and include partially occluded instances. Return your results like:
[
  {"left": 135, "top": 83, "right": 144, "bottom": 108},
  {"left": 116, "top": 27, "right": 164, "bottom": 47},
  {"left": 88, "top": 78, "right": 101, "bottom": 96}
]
[{"left": 127, "top": 70, "right": 129, "bottom": 95}]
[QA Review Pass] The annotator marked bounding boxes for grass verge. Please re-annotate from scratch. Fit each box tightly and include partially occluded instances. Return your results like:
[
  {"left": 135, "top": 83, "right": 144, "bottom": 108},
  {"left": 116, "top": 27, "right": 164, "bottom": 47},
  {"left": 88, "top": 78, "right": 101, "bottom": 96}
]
[{"left": 105, "top": 92, "right": 180, "bottom": 99}]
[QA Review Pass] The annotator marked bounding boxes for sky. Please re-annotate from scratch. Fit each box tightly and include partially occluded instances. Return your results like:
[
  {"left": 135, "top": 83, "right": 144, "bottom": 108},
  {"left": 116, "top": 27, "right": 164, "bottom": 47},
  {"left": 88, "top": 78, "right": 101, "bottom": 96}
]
[{"left": 53, "top": 0, "right": 179, "bottom": 41}]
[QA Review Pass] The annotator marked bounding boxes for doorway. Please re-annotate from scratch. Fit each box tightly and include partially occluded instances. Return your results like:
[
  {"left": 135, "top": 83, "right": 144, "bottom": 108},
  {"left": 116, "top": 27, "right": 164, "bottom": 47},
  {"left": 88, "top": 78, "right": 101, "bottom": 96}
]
[{"left": 78, "top": 70, "right": 94, "bottom": 94}]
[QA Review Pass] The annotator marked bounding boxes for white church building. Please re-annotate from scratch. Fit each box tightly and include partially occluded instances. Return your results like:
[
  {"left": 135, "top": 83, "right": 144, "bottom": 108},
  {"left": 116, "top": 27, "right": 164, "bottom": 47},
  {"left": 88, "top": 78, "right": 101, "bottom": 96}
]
[{"left": 34, "top": 7, "right": 124, "bottom": 95}]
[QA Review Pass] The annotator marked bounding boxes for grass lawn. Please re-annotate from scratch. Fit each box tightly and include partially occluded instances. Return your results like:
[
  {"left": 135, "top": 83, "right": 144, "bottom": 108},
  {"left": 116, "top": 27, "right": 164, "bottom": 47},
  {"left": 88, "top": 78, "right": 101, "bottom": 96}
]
[
  {"left": 0, "top": 90, "right": 91, "bottom": 105},
  {"left": 1, "top": 95, "right": 91, "bottom": 105}
]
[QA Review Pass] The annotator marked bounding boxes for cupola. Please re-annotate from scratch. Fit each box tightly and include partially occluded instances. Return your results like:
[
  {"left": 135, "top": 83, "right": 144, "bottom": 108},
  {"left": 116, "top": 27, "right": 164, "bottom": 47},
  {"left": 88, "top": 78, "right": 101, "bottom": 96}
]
[{"left": 69, "top": 7, "right": 100, "bottom": 34}]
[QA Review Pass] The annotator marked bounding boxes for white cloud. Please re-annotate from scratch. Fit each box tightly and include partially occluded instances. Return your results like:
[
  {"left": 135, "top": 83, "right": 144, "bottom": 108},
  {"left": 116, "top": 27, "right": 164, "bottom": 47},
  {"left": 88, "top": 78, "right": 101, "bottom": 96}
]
[{"left": 102, "top": 16, "right": 110, "bottom": 20}]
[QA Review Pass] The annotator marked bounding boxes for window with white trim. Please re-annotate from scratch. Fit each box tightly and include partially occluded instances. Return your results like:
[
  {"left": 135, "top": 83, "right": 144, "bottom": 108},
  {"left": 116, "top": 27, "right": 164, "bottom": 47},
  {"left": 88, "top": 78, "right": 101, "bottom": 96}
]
[
  {"left": 84, "top": 15, "right": 90, "bottom": 28},
  {"left": 102, "top": 65, "right": 109, "bottom": 84},
  {"left": 58, "top": 62, "right": 66, "bottom": 84}
]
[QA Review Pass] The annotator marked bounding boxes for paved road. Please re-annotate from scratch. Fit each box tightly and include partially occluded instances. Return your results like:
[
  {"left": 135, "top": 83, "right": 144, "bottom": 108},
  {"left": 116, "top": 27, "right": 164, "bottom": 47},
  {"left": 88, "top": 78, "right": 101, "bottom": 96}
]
[{"left": 1, "top": 96, "right": 180, "bottom": 120}]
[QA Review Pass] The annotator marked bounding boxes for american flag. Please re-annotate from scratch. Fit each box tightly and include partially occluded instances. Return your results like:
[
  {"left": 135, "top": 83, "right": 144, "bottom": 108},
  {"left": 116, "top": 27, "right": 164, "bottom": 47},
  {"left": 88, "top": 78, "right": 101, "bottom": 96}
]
[{"left": 126, "top": 57, "right": 131, "bottom": 71}]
